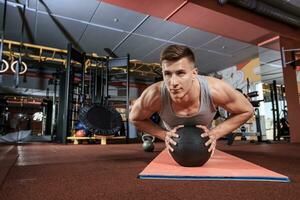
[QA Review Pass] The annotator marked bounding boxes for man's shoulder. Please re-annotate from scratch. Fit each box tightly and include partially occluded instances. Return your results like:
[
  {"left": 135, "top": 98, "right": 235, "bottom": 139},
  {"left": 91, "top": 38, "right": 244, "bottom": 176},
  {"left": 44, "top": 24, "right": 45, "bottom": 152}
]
[
  {"left": 144, "top": 81, "right": 162, "bottom": 95},
  {"left": 142, "top": 82, "right": 162, "bottom": 101},
  {"left": 139, "top": 82, "right": 162, "bottom": 111},
  {"left": 204, "top": 76, "right": 224, "bottom": 86},
  {"left": 202, "top": 75, "right": 218, "bottom": 87},
  {"left": 203, "top": 76, "right": 226, "bottom": 97},
  {"left": 152, "top": 81, "right": 163, "bottom": 89}
]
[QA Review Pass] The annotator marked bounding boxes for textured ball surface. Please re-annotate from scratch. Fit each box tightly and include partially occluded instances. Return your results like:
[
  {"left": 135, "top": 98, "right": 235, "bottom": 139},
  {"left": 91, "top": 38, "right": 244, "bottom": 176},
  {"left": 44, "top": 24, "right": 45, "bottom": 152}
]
[{"left": 170, "top": 126, "right": 211, "bottom": 167}]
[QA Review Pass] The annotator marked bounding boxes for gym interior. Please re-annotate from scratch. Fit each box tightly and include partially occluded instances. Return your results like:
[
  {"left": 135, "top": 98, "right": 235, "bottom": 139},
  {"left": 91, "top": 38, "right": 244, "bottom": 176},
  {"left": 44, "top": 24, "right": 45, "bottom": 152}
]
[{"left": 0, "top": 0, "right": 300, "bottom": 199}]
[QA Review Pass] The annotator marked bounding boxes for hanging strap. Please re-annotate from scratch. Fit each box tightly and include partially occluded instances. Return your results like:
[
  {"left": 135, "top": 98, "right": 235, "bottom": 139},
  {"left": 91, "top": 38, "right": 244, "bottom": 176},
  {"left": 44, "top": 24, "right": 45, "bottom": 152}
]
[
  {"left": 0, "top": 0, "right": 8, "bottom": 61},
  {"left": 19, "top": 4, "right": 25, "bottom": 62},
  {"left": 15, "top": 4, "right": 26, "bottom": 88}
]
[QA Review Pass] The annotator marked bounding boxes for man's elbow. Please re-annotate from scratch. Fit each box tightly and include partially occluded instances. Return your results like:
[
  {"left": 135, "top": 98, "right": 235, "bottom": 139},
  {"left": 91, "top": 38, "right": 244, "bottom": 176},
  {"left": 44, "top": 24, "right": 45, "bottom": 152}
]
[
  {"left": 246, "top": 105, "right": 255, "bottom": 120},
  {"left": 128, "top": 113, "right": 135, "bottom": 124},
  {"left": 128, "top": 113, "right": 140, "bottom": 126},
  {"left": 129, "top": 118, "right": 144, "bottom": 131},
  {"left": 129, "top": 118, "right": 136, "bottom": 126}
]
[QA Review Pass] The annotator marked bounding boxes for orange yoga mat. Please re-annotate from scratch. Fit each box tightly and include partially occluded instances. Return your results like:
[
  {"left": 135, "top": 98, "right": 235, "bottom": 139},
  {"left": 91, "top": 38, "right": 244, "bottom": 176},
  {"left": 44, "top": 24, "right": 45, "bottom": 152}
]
[{"left": 139, "top": 149, "right": 290, "bottom": 182}]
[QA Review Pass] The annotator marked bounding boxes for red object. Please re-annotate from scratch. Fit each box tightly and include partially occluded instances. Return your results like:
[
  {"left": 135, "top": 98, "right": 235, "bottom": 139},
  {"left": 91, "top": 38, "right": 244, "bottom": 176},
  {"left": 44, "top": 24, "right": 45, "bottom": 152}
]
[
  {"left": 139, "top": 149, "right": 289, "bottom": 182},
  {"left": 75, "top": 130, "right": 86, "bottom": 137}
]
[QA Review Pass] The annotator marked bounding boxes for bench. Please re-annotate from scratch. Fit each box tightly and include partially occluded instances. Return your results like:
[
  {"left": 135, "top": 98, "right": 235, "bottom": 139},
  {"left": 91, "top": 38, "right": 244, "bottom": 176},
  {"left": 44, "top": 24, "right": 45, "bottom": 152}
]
[{"left": 67, "top": 135, "right": 125, "bottom": 145}]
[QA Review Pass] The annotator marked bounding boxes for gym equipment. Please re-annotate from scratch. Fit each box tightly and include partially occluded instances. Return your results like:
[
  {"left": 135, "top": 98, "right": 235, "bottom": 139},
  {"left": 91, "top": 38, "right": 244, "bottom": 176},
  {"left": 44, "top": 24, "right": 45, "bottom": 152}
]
[
  {"left": 269, "top": 80, "right": 283, "bottom": 141},
  {"left": 254, "top": 108, "right": 271, "bottom": 144},
  {"left": 106, "top": 56, "right": 130, "bottom": 141},
  {"left": 240, "top": 126, "right": 246, "bottom": 132},
  {"left": 75, "top": 122, "right": 86, "bottom": 130},
  {"left": 32, "top": 112, "right": 43, "bottom": 122},
  {"left": 56, "top": 44, "right": 85, "bottom": 144},
  {"left": 247, "top": 91, "right": 258, "bottom": 98},
  {"left": 75, "top": 129, "right": 86, "bottom": 137},
  {"left": 74, "top": 121, "right": 91, "bottom": 136},
  {"left": 246, "top": 90, "right": 264, "bottom": 108},
  {"left": 13, "top": 4, "right": 27, "bottom": 88},
  {"left": 280, "top": 46, "right": 300, "bottom": 67},
  {"left": 279, "top": 117, "right": 289, "bottom": 140},
  {"left": 79, "top": 104, "right": 123, "bottom": 136},
  {"left": 41, "top": 98, "right": 53, "bottom": 136},
  {"left": 0, "top": 0, "right": 9, "bottom": 74},
  {"left": 170, "top": 126, "right": 211, "bottom": 167},
  {"left": 142, "top": 134, "right": 155, "bottom": 152},
  {"left": 250, "top": 100, "right": 264, "bottom": 108},
  {"left": 139, "top": 149, "right": 290, "bottom": 182},
  {"left": 10, "top": 113, "right": 29, "bottom": 131},
  {"left": 10, "top": 61, "right": 27, "bottom": 74},
  {"left": 0, "top": 60, "right": 9, "bottom": 74}
]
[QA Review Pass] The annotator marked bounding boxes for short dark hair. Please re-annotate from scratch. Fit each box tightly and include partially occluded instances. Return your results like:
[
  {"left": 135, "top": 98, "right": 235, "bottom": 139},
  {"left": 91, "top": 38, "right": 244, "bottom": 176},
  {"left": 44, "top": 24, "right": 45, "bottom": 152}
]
[{"left": 160, "top": 45, "right": 195, "bottom": 64}]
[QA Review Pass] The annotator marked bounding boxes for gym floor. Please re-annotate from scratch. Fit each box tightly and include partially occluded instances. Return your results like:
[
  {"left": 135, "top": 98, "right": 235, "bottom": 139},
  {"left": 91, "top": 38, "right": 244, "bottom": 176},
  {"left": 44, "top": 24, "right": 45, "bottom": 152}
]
[{"left": 0, "top": 141, "right": 299, "bottom": 200}]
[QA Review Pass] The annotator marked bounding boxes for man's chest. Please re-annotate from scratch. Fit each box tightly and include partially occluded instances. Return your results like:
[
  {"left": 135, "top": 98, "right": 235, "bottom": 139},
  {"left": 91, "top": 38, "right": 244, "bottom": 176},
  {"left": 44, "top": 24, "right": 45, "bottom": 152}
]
[{"left": 172, "top": 102, "right": 200, "bottom": 117}]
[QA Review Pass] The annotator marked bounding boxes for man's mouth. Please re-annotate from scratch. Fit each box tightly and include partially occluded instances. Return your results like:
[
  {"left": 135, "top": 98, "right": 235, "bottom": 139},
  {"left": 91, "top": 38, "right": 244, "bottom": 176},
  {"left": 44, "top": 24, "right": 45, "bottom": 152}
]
[{"left": 170, "top": 89, "right": 181, "bottom": 93}]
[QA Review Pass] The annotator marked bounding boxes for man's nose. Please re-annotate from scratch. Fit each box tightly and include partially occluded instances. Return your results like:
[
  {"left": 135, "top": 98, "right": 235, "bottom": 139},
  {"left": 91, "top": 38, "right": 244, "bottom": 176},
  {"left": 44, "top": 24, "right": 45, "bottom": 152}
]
[{"left": 170, "top": 75, "right": 179, "bottom": 86}]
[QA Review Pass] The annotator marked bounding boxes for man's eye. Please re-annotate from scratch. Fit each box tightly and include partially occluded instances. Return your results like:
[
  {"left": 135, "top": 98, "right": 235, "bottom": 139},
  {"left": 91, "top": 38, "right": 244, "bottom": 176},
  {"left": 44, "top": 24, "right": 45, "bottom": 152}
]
[{"left": 177, "top": 72, "right": 185, "bottom": 76}]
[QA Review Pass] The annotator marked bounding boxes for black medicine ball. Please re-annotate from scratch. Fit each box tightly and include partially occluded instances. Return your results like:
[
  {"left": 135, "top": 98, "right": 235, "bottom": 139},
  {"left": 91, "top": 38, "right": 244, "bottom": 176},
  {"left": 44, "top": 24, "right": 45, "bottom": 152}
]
[{"left": 170, "top": 126, "right": 211, "bottom": 167}]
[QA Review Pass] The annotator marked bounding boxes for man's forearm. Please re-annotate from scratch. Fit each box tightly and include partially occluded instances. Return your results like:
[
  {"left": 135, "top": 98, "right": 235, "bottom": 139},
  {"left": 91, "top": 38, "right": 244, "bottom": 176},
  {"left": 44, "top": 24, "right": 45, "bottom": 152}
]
[
  {"left": 211, "top": 111, "right": 253, "bottom": 139},
  {"left": 131, "top": 119, "right": 167, "bottom": 140}
]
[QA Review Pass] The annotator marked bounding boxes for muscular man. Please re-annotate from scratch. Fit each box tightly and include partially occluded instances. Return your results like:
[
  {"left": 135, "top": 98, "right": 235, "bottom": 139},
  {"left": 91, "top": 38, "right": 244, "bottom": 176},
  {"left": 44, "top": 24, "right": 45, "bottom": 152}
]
[{"left": 129, "top": 45, "right": 253, "bottom": 154}]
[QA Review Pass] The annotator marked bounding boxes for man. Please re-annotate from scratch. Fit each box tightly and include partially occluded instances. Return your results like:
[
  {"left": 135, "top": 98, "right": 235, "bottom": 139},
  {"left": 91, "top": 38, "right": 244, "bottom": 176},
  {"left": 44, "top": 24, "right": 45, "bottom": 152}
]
[{"left": 129, "top": 45, "right": 253, "bottom": 154}]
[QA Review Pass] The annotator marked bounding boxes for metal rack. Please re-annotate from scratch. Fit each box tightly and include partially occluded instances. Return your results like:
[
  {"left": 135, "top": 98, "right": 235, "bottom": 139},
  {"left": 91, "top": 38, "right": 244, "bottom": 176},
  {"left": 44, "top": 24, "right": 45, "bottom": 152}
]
[
  {"left": 105, "top": 55, "right": 130, "bottom": 142},
  {"left": 56, "top": 44, "right": 86, "bottom": 144}
]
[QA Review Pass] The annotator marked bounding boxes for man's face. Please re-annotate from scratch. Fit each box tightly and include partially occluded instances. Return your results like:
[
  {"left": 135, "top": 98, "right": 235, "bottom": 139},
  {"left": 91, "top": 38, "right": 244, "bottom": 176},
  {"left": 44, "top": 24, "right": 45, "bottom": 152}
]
[{"left": 161, "top": 57, "right": 197, "bottom": 101}]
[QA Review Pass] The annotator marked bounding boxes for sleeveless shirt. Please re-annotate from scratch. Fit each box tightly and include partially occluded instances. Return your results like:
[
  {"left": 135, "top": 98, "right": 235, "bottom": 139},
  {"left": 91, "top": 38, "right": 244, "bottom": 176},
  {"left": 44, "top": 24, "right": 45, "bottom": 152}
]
[{"left": 158, "top": 75, "right": 216, "bottom": 130}]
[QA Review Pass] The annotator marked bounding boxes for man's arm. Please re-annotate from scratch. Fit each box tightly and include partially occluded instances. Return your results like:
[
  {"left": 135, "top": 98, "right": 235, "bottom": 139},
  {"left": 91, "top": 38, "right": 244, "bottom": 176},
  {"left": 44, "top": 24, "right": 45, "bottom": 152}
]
[
  {"left": 207, "top": 77, "right": 254, "bottom": 139},
  {"left": 129, "top": 82, "right": 167, "bottom": 140}
]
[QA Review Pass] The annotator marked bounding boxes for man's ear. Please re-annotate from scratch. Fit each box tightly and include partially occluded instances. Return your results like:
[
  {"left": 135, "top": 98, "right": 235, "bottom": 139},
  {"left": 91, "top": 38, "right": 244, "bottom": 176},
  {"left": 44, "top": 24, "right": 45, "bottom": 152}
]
[{"left": 193, "top": 67, "right": 198, "bottom": 75}]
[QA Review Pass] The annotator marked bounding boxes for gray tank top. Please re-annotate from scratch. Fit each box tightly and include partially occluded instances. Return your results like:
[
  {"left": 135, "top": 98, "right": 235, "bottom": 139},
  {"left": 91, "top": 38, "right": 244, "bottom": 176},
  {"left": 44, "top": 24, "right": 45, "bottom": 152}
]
[{"left": 158, "top": 75, "right": 216, "bottom": 131}]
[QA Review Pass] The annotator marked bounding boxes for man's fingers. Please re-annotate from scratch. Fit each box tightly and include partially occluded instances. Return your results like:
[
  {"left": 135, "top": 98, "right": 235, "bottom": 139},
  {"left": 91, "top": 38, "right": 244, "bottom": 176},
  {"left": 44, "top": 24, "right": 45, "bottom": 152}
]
[
  {"left": 205, "top": 140, "right": 212, "bottom": 147},
  {"left": 209, "top": 143, "right": 215, "bottom": 152},
  {"left": 196, "top": 124, "right": 205, "bottom": 129},
  {"left": 165, "top": 130, "right": 178, "bottom": 150},
  {"left": 170, "top": 146, "right": 174, "bottom": 152},
  {"left": 205, "top": 137, "right": 215, "bottom": 147},
  {"left": 167, "top": 145, "right": 174, "bottom": 152},
  {"left": 201, "top": 132, "right": 209, "bottom": 138},
  {"left": 211, "top": 148, "right": 215, "bottom": 157},
  {"left": 169, "top": 138, "right": 177, "bottom": 146},
  {"left": 208, "top": 141, "right": 216, "bottom": 153},
  {"left": 196, "top": 125, "right": 209, "bottom": 132},
  {"left": 208, "top": 144, "right": 214, "bottom": 152},
  {"left": 175, "top": 125, "right": 184, "bottom": 130},
  {"left": 170, "top": 125, "right": 184, "bottom": 135},
  {"left": 168, "top": 131, "right": 179, "bottom": 138}
]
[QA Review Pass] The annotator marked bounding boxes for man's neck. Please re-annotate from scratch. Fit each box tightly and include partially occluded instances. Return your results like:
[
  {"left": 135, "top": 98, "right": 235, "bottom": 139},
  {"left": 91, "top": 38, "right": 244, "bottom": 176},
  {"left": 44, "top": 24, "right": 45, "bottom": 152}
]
[{"left": 172, "top": 79, "right": 200, "bottom": 107}]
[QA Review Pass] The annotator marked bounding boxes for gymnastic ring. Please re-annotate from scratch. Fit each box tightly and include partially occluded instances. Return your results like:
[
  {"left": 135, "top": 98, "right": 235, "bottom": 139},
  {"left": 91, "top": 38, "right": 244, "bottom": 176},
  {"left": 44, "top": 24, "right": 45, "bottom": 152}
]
[
  {"left": 0, "top": 59, "right": 9, "bottom": 73},
  {"left": 10, "top": 61, "right": 28, "bottom": 74}
]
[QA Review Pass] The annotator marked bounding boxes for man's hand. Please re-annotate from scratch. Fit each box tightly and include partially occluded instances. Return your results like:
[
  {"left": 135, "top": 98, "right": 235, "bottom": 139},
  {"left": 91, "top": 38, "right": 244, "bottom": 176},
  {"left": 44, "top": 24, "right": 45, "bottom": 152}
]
[
  {"left": 165, "top": 125, "right": 183, "bottom": 152},
  {"left": 197, "top": 125, "right": 217, "bottom": 157}
]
